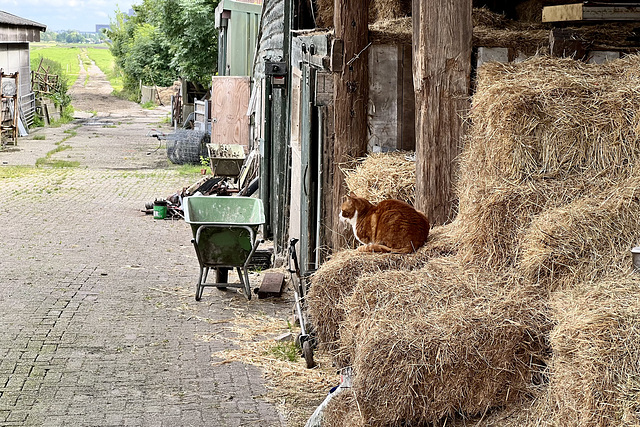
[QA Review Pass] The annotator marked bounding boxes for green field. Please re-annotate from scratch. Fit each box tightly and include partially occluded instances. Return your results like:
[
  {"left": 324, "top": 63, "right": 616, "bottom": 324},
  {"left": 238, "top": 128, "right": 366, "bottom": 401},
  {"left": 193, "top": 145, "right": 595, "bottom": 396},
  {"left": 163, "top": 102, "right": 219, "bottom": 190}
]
[
  {"left": 30, "top": 43, "right": 121, "bottom": 92},
  {"left": 30, "top": 44, "right": 82, "bottom": 87}
]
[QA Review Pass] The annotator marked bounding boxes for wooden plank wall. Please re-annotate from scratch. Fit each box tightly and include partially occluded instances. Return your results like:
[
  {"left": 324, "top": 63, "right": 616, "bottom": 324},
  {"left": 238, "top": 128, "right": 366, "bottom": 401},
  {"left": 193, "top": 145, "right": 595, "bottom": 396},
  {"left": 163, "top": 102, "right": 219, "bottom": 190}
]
[
  {"left": 0, "top": 43, "right": 31, "bottom": 100},
  {"left": 210, "top": 76, "right": 250, "bottom": 149},
  {"left": 367, "top": 44, "right": 415, "bottom": 153},
  {"left": 0, "top": 27, "right": 41, "bottom": 43}
]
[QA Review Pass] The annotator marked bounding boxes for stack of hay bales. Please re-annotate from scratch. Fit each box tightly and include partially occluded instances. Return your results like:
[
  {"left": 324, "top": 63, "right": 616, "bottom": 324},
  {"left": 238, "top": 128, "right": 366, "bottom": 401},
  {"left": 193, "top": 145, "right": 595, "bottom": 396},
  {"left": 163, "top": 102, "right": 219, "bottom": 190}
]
[
  {"left": 309, "top": 54, "right": 640, "bottom": 426},
  {"left": 547, "top": 275, "right": 640, "bottom": 426},
  {"left": 456, "top": 55, "right": 640, "bottom": 275},
  {"left": 315, "top": 0, "right": 411, "bottom": 28},
  {"left": 307, "top": 226, "right": 457, "bottom": 368}
]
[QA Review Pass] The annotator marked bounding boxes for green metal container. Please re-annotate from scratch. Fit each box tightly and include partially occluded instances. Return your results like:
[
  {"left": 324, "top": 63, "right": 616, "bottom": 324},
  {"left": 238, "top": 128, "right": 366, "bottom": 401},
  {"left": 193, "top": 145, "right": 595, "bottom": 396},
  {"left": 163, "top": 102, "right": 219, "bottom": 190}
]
[{"left": 183, "top": 196, "right": 265, "bottom": 267}]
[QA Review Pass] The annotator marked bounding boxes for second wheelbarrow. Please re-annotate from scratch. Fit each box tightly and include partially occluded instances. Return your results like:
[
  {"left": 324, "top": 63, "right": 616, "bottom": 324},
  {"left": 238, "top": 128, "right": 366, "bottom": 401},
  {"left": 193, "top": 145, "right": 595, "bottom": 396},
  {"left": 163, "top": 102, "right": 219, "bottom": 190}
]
[{"left": 183, "top": 196, "right": 265, "bottom": 300}]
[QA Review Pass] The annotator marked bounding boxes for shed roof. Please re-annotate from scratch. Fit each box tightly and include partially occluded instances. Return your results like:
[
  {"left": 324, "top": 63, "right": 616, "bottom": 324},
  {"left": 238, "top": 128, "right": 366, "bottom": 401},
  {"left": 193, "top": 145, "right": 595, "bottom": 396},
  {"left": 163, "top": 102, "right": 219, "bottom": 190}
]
[{"left": 0, "top": 11, "right": 46, "bottom": 31}]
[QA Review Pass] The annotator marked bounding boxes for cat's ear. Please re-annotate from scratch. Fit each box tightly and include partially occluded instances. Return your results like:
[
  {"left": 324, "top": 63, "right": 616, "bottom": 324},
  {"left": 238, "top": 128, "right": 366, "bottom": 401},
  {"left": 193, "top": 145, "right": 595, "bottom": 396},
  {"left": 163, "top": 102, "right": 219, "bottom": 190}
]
[{"left": 348, "top": 191, "right": 357, "bottom": 199}]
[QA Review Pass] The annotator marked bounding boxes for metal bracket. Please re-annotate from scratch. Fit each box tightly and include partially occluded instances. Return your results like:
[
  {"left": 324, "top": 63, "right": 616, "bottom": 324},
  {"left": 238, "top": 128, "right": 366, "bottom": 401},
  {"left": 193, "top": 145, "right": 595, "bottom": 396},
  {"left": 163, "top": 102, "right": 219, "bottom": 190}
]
[
  {"left": 330, "top": 39, "right": 344, "bottom": 73},
  {"left": 265, "top": 62, "right": 287, "bottom": 76}
]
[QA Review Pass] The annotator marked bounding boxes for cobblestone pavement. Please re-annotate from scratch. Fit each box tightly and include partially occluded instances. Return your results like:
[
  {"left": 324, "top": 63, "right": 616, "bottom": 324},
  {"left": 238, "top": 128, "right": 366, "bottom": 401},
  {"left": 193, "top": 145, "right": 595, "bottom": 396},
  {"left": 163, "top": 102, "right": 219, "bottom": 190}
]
[{"left": 0, "top": 64, "right": 289, "bottom": 426}]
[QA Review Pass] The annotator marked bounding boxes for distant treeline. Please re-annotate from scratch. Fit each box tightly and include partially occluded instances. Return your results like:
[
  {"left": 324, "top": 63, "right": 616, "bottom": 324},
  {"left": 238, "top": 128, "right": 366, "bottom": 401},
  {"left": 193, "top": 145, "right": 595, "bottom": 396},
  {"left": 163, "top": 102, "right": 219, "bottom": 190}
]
[{"left": 40, "top": 30, "right": 105, "bottom": 44}]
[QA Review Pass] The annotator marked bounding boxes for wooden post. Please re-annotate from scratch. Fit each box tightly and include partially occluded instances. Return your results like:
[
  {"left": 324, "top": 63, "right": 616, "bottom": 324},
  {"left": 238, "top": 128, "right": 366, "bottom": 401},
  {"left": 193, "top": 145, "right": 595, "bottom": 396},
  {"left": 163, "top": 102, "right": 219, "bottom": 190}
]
[
  {"left": 413, "top": 0, "right": 472, "bottom": 225},
  {"left": 331, "top": 0, "right": 369, "bottom": 249}
]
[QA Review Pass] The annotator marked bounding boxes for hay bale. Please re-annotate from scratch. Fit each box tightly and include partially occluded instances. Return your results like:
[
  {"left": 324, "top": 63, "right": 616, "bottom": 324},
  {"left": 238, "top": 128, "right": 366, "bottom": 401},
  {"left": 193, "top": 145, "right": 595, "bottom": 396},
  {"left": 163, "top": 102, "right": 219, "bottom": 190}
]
[
  {"left": 307, "top": 224, "right": 457, "bottom": 367},
  {"left": 343, "top": 151, "right": 416, "bottom": 205},
  {"left": 472, "top": 7, "right": 550, "bottom": 54},
  {"left": 473, "top": 7, "right": 510, "bottom": 29},
  {"left": 473, "top": 27, "right": 549, "bottom": 55},
  {"left": 314, "top": 0, "right": 333, "bottom": 28},
  {"left": 157, "top": 81, "right": 180, "bottom": 105},
  {"left": 466, "top": 56, "right": 640, "bottom": 183},
  {"left": 548, "top": 276, "right": 640, "bottom": 426},
  {"left": 455, "top": 55, "right": 640, "bottom": 269},
  {"left": 340, "top": 258, "right": 549, "bottom": 425},
  {"left": 519, "top": 177, "right": 640, "bottom": 289}
]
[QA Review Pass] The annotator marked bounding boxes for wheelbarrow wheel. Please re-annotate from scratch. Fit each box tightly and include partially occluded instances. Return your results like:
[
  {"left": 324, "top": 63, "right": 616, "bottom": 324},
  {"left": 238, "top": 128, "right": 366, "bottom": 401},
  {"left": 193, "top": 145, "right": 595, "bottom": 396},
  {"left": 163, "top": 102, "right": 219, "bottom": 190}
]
[
  {"left": 302, "top": 340, "right": 315, "bottom": 369},
  {"left": 215, "top": 268, "right": 228, "bottom": 290}
]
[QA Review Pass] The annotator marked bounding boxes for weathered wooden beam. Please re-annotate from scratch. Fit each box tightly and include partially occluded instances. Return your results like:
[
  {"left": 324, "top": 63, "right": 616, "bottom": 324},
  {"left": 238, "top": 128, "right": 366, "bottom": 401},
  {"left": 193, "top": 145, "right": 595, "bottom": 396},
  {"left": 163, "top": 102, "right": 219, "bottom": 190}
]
[
  {"left": 413, "top": 0, "right": 472, "bottom": 225},
  {"left": 550, "top": 28, "right": 587, "bottom": 59},
  {"left": 331, "top": 0, "right": 369, "bottom": 250},
  {"left": 543, "top": 2, "right": 640, "bottom": 22}
]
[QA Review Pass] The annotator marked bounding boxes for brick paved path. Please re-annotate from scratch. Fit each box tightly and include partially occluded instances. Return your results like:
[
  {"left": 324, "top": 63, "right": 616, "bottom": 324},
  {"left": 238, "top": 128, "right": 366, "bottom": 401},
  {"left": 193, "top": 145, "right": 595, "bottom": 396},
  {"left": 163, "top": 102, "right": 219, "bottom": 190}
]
[{"left": 0, "top": 96, "right": 288, "bottom": 425}]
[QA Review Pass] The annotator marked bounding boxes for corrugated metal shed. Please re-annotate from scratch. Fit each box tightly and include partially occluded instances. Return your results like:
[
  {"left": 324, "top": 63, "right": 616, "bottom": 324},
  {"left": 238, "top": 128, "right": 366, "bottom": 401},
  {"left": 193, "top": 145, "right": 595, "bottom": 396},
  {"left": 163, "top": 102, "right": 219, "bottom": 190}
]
[{"left": 215, "top": 0, "right": 262, "bottom": 77}]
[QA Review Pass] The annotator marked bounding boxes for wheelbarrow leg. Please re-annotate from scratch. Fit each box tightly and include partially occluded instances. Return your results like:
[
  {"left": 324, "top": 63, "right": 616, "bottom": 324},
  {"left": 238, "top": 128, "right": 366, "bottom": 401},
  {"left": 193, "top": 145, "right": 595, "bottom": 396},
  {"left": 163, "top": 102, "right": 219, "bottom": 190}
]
[
  {"left": 195, "top": 266, "right": 208, "bottom": 301},
  {"left": 236, "top": 267, "right": 252, "bottom": 300}
]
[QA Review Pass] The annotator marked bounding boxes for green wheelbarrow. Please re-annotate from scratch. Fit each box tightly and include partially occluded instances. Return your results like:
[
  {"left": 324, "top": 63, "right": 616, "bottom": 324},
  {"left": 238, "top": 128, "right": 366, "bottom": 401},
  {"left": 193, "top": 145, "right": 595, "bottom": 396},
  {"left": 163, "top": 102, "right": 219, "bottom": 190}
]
[{"left": 183, "top": 196, "right": 265, "bottom": 300}]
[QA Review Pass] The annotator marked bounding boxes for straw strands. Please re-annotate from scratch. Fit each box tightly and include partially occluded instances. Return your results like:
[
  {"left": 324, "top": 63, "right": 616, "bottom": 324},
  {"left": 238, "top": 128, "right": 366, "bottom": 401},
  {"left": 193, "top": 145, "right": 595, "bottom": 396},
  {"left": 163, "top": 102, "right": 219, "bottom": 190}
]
[
  {"left": 342, "top": 151, "right": 416, "bottom": 205},
  {"left": 323, "top": 391, "right": 365, "bottom": 427},
  {"left": 325, "top": 275, "right": 640, "bottom": 427},
  {"left": 547, "top": 275, "right": 640, "bottom": 427},
  {"left": 210, "top": 312, "right": 339, "bottom": 427},
  {"left": 314, "top": 0, "right": 411, "bottom": 28},
  {"left": 310, "top": 54, "right": 640, "bottom": 426},
  {"left": 519, "top": 177, "right": 640, "bottom": 289}
]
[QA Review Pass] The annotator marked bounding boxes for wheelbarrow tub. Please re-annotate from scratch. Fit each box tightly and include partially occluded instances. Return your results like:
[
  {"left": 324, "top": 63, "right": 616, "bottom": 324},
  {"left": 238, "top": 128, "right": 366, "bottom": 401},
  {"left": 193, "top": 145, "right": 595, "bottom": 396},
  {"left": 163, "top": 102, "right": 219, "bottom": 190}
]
[
  {"left": 184, "top": 196, "right": 265, "bottom": 267},
  {"left": 207, "top": 143, "right": 245, "bottom": 177}
]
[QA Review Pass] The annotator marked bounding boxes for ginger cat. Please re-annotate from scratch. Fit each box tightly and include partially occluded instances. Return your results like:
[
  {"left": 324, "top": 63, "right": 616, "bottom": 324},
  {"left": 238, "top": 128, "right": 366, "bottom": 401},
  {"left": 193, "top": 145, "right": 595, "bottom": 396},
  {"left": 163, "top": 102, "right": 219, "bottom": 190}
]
[{"left": 339, "top": 192, "right": 430, "bottom": 254}]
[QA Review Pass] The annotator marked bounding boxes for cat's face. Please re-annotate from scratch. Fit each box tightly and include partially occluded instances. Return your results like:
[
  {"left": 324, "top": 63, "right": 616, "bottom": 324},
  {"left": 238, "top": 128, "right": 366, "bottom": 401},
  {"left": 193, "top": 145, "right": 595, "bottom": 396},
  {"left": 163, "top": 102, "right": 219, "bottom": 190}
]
[{"left": 339, "top": 194, "right": 357, "bottom": 223}]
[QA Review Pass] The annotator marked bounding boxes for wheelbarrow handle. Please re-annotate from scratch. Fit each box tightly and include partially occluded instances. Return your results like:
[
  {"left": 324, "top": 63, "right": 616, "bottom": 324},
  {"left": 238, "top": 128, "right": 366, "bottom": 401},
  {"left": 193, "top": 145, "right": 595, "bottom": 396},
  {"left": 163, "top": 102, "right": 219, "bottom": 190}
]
[{"left": 288, "top": 238, "right": 300, "bottom": 276}]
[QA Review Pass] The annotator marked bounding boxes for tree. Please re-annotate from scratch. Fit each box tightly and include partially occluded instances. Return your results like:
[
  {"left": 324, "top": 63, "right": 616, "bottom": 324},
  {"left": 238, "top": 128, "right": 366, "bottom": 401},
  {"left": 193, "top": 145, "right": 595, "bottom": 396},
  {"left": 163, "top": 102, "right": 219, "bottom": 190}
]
[
  {"left": 157, "top": 0, "right": 219, "bottom": 86},
  {"left": 413, "top": 0, "right": 472, "bottom": 225},
  {"left": 106, "top": 0, "right": 220, "bottom": 95},
  {"left": 106, "top": 4, "right": 176, "bottom": 97},
  {"left": 65, "top": 31, "right": 83, "bottom": 44}
]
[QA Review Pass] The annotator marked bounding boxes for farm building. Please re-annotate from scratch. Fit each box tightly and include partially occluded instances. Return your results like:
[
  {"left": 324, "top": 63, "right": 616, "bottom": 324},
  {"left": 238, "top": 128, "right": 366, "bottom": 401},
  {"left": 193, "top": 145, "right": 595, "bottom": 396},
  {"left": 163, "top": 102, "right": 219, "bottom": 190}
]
[
  {"left": 0, "top": 11, "right": 46, "bottom": 143},
  {"left": 250, "top": 0, "right": 640, "bottom": 273},
  {"left": 238, "top": 0, "right": 640, "bottom": 425}
]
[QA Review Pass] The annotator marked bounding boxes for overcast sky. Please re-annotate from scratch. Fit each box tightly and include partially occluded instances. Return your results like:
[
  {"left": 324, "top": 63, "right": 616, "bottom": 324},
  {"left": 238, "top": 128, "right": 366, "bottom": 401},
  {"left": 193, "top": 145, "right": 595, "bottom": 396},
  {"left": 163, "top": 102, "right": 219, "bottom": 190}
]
[{"left": 3, "top": 0, "right": 137, "bottom": 33}]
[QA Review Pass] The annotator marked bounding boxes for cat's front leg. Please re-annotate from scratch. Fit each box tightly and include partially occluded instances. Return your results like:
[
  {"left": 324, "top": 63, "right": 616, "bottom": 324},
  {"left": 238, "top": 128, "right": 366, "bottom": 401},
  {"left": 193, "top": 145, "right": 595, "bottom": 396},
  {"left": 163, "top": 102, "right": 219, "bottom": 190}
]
[
  {"left": 358, "top": 243, "right": 393, "bottom": 253},
  {"left": 357, "top": 243, "right": 373, "bottom": 252}
]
